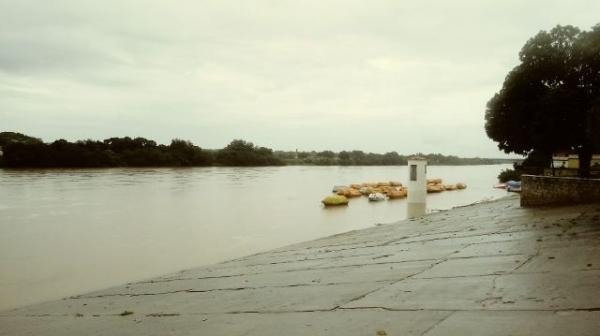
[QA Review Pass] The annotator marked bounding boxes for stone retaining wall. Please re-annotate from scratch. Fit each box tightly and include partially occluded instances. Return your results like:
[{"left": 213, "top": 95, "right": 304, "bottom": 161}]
[{"left": 521, "top": 174, "right": 600, "bottom": 206}]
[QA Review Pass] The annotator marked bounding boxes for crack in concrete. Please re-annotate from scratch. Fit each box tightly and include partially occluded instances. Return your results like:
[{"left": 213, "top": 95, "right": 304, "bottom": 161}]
[
  {"left": 145, "top": 313, "right": 181, "bottom": 317},
  {"left": 72, "top": 280, "right": 398, "bottom": 300},
  {"left": 138, "top": 273, "right": 247, "bottom": 284},
  {"left": 447, "top": 253, "right": 525, "bottom": 261},
  {"left": 371, "top": 254, "right": 394, "bottom": 260},
  {"left": 384, "top": 230, "right": 524, "bottom": 246},
  {"left": 338, "top": 284, "right": 396, "bottom": 307},
  {"left": 339, "top": 256, "right": 453, "bottom": 307},
  {"left": 381, "top": 228, "right": 468, "bottom": 246},
  {"left": 264, "top": 240, "right": 386, "bottom": 256},
  {"left": 73, "top": 289, "right": 193, "bottom": 299},
  {"left": 420, "top": 311, "right": 456, "bottom": 336},
  {"left": 416, "top": 273, "right": 506, "bottom": 280},
  {"left": 121, "top": 257, "right": 445, "bottom": 290},
  {"left": 15, "top": 306, "right": 600, "bottom": 319},
  {"left": 477, "top": 275, "right": 502, "bottom": 307},
  {"left": 512, "top": 251, "right": 540, "bottom": 272},
  {"left": 311, "top": 258, "right": 440, "bottom": 270},
  {"left": 216, "top": 243, "right": 402, "bottom": 269}
]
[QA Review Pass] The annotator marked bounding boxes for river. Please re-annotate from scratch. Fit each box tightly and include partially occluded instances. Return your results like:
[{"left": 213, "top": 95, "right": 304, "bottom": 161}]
[{"left": 0, "top": 164, "right": 511, "bottom": 311}]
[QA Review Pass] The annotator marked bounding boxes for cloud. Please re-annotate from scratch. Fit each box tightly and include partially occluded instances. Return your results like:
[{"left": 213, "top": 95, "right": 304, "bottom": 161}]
[{"left": 1, "top": 0, "right": 599, "bottom": 156}]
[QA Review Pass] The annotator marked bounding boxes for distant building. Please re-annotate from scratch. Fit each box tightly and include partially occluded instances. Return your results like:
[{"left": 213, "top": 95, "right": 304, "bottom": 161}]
[
  {"left": 552, "top": 152, "right": 600, "bottom": 169},
  {"left": 552, "top": 153, "right": 569, "bottom": 168},
  {"left": 568, "top": 154, "right": 580, "bottom": 169},
  {"left": 593, "top": 155, "right": 600, "bottom": 168}
]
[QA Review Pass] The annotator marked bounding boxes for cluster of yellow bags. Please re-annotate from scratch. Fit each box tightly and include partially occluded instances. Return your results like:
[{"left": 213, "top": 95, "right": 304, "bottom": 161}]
[
  {"left": 427, "top": 179, "right": 467, "bottom": 193},
  {"left": 323, "top": 179, "right": 466, "bottom": 206},
  {"left": 325, "top": 181, "right": 407, "bottom": 205}
]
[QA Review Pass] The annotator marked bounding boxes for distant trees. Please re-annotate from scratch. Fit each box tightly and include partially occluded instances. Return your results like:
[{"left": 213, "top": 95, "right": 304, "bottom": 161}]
[
  {"left": 273, "top": 149, "right": 505, "bottom": 166},
  {"left": 485, "top": 24, "right": 600, "bottom": 176},
  {"left": 215, "top": 139, "right": 284, "bottom": 166},
  {"left": 0, "top": 134, "right": 280, "bottom": 168},
  {"left": 348, "top": 150, "right": 369, "bottom": 165},
  {"left": 169, "top": 139, "right": 213, "bottom": 166},
  {"left": 0, "top": 132, "right": 42, "bottom": 147},
  {"left": 274, "top": 149, "right": 407, "bottom": 165},
  {"left": 0, "top": 132, "right": 515, "bottom": 168},
  {"left": 338, "top": 151, "right": 351, "bottom": 165}
]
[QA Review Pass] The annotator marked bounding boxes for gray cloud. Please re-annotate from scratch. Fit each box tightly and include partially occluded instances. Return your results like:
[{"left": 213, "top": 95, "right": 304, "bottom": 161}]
[{"left": 1, "top": 0, "right": 599, "bottom": 156}]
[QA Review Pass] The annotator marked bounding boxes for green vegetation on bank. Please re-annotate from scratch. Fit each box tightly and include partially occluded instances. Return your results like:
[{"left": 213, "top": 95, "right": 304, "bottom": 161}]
[
  {"left": 0, "top": 133, "right": 282, "bottom": 167},
  {"left": 274, "top": 150, "right": 515, "bottom": 166},
  {"left": 498, "top": 168, "right": 522, "bottom": 183},
  {"left": 0, "top": 132, "right": 516, "bottom": 168}
]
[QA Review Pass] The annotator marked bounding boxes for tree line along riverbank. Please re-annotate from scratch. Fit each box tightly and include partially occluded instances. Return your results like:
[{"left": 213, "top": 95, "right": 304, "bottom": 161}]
[{"left": 0, "top": 132, "right": 516, "bottom": 168}]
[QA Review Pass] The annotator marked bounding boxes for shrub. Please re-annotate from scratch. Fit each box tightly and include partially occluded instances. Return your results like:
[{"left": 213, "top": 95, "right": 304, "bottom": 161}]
[{"left": 498, "top": 168, "right": 521, "bottom": 182}]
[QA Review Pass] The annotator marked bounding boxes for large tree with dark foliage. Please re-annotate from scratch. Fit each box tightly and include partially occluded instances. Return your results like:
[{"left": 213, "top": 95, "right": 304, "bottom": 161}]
[
  {"left": 485, "top": 24, "right": 600, "bottom": 176},
  {"left": 215, "top": 139, "right": 284, "bottom": 166}
]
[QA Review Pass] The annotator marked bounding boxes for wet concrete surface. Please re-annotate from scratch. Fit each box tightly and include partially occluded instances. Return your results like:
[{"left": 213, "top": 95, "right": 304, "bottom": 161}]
[{"left": 2, "top": 195, "right": 600, "bottom": 335}]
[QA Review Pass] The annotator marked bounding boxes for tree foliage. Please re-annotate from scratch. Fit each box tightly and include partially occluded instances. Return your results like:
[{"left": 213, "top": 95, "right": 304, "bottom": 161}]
[
  {"left": 0, "top": 132, "right": 42, "bottom": 147},
  {"left": 273, "top": 150, "right": 510, "bottom": 166},
  {"left": 485, "top": 24, "right": 600, "bottom": 176},
  {"left": 498, "top": 168, "right": 522, "bottom": 183},
  {"left": 215, "top": 139, "right": 284, "bottom": 166},
  {"left": 1, "top": 132, "right": 515, "bottom": 168},
  {"left": 0, "top": 135, "right": 281, "bottom": 168}
]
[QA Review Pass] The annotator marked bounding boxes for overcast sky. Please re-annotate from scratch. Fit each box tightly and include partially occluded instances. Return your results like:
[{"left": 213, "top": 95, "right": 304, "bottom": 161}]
[{"left": 1, "top": 1, "right": 599, "bottom": 157}]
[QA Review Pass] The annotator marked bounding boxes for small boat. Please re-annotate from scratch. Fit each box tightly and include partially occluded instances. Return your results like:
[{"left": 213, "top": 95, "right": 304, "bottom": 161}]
[
  {"left": 506, "top": 180, "right": 522, "bottom": 192},
  {"left": 494, "top": 183, "right": 507, "bottom": 189},
  {"left": 368, "top": 193, "right": 387, "bottom": 202}
]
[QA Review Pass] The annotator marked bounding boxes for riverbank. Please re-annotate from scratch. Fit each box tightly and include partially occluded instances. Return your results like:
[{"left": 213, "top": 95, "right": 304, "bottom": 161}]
[{"left": 2, "top": 195, "right": 600, "bottom": 335}]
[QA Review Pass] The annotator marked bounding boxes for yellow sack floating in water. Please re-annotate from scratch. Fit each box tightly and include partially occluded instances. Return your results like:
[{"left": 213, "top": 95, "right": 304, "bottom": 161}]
[
  {"left": 388, "top": 189, "right": 407, "bottom": 199},
  {"left": 322, "top": 195, "right": 349, "bottom": 206},
  {"left": 427, "top": 184, "right": 445, "bottom": 193}
]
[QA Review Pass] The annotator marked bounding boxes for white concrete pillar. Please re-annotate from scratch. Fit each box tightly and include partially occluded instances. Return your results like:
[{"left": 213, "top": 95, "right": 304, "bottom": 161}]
[{"left": 407, "top": 157, "right": 427, "bottom": 218}]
